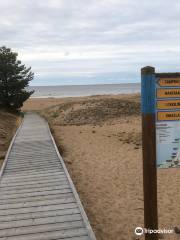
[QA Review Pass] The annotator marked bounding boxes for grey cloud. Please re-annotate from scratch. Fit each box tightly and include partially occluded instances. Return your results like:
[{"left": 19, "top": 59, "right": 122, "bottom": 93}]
[{"left": 0, "top": 0, "right": 180, "bottom": 85}]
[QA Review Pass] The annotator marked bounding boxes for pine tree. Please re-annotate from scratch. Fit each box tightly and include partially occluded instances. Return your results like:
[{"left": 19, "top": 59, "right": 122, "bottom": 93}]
[{"left": 0, "top": 46, "right": 34, "bottom": 110}]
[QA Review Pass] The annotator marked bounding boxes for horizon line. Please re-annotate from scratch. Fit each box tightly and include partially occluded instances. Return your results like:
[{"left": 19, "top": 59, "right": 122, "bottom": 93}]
[{"left": 29, "top": 82, "right": 141, "bottom": 87}]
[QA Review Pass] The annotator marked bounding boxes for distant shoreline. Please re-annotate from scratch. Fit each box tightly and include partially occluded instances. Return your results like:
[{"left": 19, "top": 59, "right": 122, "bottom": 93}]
[
  {"left": 30, "top": 92, "right": 140, "bottom": 99},
  {"left": 28, "top": 83, "right": 140, "bottom": 98},
  {"left": 29, "top": 82, "right": 140, "bottom": 87}
]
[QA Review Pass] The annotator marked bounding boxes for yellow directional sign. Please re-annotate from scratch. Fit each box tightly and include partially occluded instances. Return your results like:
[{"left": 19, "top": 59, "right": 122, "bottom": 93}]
[
  {"left": 158, "top": 77, "right": 180, "bottom": 87},
  {"left": 157, "top": 99, "right": 180, "bottom": 110},
  {"left": 157, "top": 88, "right": 180, "bottom": 98},
  {"left": 157, "top": 111, "right": 180, "bottom": 121}
]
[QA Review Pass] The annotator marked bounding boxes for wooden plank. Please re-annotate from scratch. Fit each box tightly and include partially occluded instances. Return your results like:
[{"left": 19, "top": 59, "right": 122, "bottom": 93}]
[
  {"left": 0, "top": 227, "right": 88, "bottom": 240},
  {"left": 3, "top": 169, "right": 64, "bottom": 176},
  {"left": 4, "top": 166, "right": 62, "bottom": 173},
  {"left": 5, "top": 164, "right": 62, "bottom": 172},
  {"left": 0, "top": 221, "right": 84, "bottom": 237},
  {"left": 1, "top": 176, "right": 67, "bottom": 186},
  {"left": 0, "top": 189, "right": 72, "bottom": 200},
  {"left": 0, "top": 214, "right": 82, "bottom": 229},
  {"left": 2, "top": 171, "right": 65, "bottom": 181},
  {"left": 6, "top": 159, "right": 61, "bottom": 166},
  {"left": 0, "top": 185, "right": 70, "bottom": 195},
  {"left": 8, "top": 154, "right": 58, "bottom": 158},
  {"left": 5, "top": 163, "right": 62, "bottom": 171},
  {"left": 0, "top": 193, "right": 74, "bottom": 205},
  {"left": 2, "top": 174, "right": 65, "bottom": 182},
  {"left": 0, "top": 197, "right": 76, "bottom": 210},
  {"left": 0, "top": 202, "right": 77, "bottom": 216},
  {"left": 0, "top": 208, "right": 80, "bottom": 222},
  {"left": 0, "top": 180, "right": 69, "bottom": 191},
  {"left": 7, "top": 157, "right": 59, "bottom": 162}
]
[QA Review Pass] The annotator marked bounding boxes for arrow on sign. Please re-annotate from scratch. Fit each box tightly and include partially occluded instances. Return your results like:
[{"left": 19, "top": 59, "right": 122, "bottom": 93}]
[
  {"left": 157, "top": 111, "right": 180, "bottom": 121},
  {"left": 157, "top": 78, "right": 180, "bottom": 87},
  {"left": 157, "top": 99, "right": 180, "bottom": 110},
  {"left": 157, "top": 88, "right": 180, "bottom": 98}
]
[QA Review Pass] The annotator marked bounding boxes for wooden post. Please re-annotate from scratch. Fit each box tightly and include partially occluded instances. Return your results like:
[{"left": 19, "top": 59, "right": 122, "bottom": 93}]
[{"left": 141, "top": 66, "right": 158, "bottom": 240}]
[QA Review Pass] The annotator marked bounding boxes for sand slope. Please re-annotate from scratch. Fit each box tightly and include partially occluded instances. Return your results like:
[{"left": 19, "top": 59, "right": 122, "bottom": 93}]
[{"left": 0, "top": 111, "right": 20, "bottom": 168}]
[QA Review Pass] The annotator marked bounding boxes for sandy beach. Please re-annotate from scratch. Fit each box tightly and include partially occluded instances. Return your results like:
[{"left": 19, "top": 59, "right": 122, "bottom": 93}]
[{"left": 22, "top": 94, "right": 180, "bottom": 239}]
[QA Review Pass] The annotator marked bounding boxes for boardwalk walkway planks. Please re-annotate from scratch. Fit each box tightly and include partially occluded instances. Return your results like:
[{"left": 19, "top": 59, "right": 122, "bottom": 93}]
[{"left": 0, "top": 112, "right": 96, "bottom": 240}]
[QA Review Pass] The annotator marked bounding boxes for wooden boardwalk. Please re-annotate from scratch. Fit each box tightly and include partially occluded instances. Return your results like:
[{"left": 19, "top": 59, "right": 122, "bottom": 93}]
[{"left": 0, "top": 112, "right": 96, "bottom": 240}]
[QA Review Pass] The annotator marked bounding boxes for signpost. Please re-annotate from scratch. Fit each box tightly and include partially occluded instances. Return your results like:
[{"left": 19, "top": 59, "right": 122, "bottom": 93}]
[
  {"left": 141, "top": 67, "right": 158, "bottom": 240},
  {"left": 141, "top": 66, "right": 180, "bottom": 239}
]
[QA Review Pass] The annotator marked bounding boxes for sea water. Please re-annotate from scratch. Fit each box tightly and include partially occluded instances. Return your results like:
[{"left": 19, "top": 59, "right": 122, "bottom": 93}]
[{"left": 29, "top": 83, "right": 140, "bottom": 98}]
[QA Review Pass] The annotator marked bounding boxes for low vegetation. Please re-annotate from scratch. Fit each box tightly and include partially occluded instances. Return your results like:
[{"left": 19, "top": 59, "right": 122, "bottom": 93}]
[
  {"left": 41, "top": 95, "right": 140, "bottom": 126},
  {"left": 0, "top": 110, "right": 20, "bottom": 167}
]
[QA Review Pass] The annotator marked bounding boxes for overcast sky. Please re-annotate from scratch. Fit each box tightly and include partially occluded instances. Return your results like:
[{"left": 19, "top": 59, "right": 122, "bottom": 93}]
[{"left": 0, "top": 0, "right": 180, "bottom": 86}]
